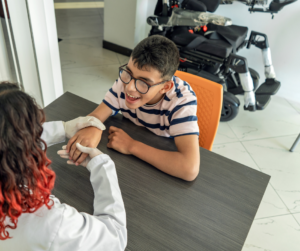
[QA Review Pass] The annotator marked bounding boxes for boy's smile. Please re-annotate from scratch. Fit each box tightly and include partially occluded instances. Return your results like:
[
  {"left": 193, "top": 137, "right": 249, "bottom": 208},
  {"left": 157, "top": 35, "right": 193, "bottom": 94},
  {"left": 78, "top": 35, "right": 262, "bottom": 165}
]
[
  {"left": 125, "top": 92, "right": 141, "bottom": 104},
  {"left": 123, "top": 58, "right": 173, "bottom": 109}
]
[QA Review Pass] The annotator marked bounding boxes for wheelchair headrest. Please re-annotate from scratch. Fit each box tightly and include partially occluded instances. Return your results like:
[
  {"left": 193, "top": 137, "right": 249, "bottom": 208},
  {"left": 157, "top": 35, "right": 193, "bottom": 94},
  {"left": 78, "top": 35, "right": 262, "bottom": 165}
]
[{"left": 183, "top": 0, "right": 221, "bottom": 13}]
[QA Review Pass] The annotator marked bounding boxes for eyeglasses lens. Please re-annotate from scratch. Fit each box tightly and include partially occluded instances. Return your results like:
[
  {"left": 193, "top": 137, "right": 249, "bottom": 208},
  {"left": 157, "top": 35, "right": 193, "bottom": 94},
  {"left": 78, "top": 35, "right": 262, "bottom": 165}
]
[
  {"left": 120, "top": 69, "right": 149, "bottom": 94},
  {"left": 136, "top": 80, "right": 148, "bottom": 94},
  {"left": 120, "top": 70, "right": 131, "bottom": 83}
]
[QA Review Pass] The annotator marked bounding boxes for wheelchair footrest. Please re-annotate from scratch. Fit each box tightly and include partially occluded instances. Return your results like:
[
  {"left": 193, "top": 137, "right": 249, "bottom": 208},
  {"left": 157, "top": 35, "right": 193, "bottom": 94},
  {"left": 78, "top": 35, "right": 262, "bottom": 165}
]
[
  {"left": 255, "top": 78, "right": 281, "bottom": 95},
  {"left": 244, "top": 94, "right": 271, "bottom": 111}
]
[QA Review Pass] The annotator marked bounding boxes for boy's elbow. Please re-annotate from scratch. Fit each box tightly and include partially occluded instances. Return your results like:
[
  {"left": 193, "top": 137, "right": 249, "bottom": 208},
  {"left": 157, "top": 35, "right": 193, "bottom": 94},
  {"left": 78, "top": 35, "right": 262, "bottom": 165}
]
[{"left": 182, "top": 163, "right": 200, "bottom": 182}]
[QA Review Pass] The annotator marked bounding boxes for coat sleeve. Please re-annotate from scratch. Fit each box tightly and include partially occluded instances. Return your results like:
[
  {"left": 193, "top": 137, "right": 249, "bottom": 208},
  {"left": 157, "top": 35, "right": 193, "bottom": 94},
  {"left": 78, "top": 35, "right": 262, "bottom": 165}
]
[
  {"left": 41, "top": 121, "right": 66, "bottom": 147},
  {"left": 49, "top": 154, "right": 127, "bottom": 251}
]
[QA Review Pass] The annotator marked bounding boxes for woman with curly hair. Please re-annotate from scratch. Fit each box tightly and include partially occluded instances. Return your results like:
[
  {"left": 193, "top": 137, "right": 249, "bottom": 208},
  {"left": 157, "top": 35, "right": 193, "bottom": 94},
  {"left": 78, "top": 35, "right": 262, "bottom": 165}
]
[{"left": 0, "top": 82, "right": 127, "bottom": 251}]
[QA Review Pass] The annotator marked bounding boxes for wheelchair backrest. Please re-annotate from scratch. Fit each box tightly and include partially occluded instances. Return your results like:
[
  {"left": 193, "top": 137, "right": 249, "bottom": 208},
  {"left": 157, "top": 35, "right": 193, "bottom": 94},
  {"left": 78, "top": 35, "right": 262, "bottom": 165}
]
[
  {"left": 184, "top": 0, "right": 221, "bottom": 12},
  {"left": 154, "top": 0, "right": 221, "bottom": 16}
]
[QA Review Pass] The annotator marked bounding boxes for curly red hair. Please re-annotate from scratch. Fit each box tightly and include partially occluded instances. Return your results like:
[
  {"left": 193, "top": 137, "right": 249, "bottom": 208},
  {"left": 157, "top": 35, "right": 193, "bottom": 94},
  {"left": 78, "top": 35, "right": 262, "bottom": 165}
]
[{"left": 0, "top": 82, "right": 55, "bottom": 240}]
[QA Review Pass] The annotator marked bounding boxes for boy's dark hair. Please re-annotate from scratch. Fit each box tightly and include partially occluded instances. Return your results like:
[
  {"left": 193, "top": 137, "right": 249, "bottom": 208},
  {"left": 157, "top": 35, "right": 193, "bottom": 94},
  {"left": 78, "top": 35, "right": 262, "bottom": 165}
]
[{"left": 131, "top": 35, "right": 179, "bottom": 80}]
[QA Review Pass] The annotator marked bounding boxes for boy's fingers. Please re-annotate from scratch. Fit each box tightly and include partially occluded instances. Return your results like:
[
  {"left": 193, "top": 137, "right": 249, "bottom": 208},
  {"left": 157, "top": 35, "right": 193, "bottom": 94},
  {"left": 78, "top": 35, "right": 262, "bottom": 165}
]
[
  {"left": 72, "top": 149, "right": 82, "bottom": 162},
  {"left": 109, "top": 126, "right": 118, "bottom": 134},
  {"left": 67, "top": 160, "right": 76, "bottom": 165},
  {"left": 107, "top": 137, "right": 116, "bottom": 149},
  {"left": 67, "top": 135, "right": 77, "bottom": 152},
  {"left": 107, "top": 133, "right": 116, "bottom": 140},
  {"left": 69, "top": 138, "right": 81, "bottom": 159},
  {"left": 75, "top": 153, "right": 89, "bottom": 165}
]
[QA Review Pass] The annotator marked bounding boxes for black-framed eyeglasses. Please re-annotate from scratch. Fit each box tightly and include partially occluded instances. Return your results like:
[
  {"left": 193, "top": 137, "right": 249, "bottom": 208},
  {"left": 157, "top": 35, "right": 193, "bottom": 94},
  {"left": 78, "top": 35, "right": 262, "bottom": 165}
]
[{"left": 118, "top": 64, "right": 167, "bottom": 94}]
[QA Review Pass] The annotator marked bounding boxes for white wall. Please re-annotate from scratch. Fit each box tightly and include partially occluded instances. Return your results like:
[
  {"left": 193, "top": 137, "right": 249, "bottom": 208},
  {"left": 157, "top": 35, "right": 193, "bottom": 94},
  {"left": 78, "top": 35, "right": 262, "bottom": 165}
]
[
  {"left": 27, "top": 0, "right": 64, "bottom": 106},
  {"left": 7, "top": 0, "right": 44, "bottom": 106},
  {"left": 104, "top": 0, "right": 137, "bottom": 49},
  {"left": 0, "top": 19, "right": 13, "bottom": 82},
  {"left": 2, "top": 0, "right": 64, "bottom": 107},
  {"left": 104, "top": 0, "right": 156, "bottom": 49},
  {"left": 215, "top": 1, "right": 300, "bottom": 103}
]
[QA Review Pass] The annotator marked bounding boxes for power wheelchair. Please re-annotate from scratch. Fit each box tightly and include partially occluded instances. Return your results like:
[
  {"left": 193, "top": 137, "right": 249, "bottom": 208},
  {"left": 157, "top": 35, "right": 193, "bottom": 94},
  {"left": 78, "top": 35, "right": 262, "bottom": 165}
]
[{"left": 147, "top": 0, "right": 296, "bottom": 121}]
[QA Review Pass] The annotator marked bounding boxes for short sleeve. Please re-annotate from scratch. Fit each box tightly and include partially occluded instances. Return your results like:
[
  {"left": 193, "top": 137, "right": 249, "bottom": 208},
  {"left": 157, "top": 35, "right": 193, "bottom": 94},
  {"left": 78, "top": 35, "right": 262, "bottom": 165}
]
[
  {"left": 168, "top": 99, "right": 199, "bottom": 137},
  {"left": 103, "top": 80, "right": 121, "bottom": 114}
]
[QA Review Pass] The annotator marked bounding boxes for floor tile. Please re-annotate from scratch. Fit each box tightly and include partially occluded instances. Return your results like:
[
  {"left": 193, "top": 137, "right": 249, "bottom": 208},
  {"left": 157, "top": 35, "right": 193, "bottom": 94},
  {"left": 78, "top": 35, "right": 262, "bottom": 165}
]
[
  {"left": 116, "top": 54, "right": 130, "bottom": 65},
  {"left": 255, "top": 184, "right": 290, "bottom": 219},
  {"left": 56, "top": 15, "right": 103, "bottom": 39},
  {"left": 59, "top": 37, "right": 119, "bottom": 69},
  {"left": 213, "top": 122, "right": 239, "bottom": 145},
  {"left": 242, "top": 214, "right": 300, "bottom": 251},
  {"left": 293, "top": 213, "right": 300, "bottom": 226},
  {"left": 62, "top": 64, "right": 119, "bottom": 104},
  {"left": 55, "top": 8, "right": 101, "bottom": 18},
  {"left": 287, "top": 99, "right": 300, "bottom": 114},
  {"left": 98, "top": 8, "right": 104, "bottom": 15},
  {"left": 212, "top": 141, "right": 293, "bottom": 219},
  {"left": 243, "top": 135, "right": 300, "bottom": 213},
  {"left": 228, "top": 96, "right": 300, "bottom": 141},
  {"left": 212, "top": 142, "right": 260, "bottom": 171}
]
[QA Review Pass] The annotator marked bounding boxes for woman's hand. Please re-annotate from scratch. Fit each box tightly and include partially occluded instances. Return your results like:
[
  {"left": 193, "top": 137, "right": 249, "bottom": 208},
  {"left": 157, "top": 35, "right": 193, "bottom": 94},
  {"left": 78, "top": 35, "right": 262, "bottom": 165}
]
[
  {"left": 57, "top": 143, "right": 103, "bottom": 167},
  {"left": 63, "top": 116, "right": 105, "bottom": 139}
]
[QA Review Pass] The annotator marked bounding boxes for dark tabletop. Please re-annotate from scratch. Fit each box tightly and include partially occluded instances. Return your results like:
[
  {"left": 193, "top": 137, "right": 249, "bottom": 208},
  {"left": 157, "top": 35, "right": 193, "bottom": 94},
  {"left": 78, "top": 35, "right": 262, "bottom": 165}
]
[{"left": 44, "top": 92, "right": 270, "bottom": 251}]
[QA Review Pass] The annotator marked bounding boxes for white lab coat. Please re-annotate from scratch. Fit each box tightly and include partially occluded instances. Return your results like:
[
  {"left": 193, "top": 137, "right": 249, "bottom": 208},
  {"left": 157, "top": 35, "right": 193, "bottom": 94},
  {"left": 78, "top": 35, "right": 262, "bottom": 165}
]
[{"left": 0, "top": 121, "right": 127, "bottom": 251}]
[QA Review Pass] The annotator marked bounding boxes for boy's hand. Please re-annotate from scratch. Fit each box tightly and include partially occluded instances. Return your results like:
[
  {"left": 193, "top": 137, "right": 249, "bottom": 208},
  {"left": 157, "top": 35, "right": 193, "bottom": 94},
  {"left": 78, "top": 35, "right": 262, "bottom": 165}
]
[
  {"left": 107, "top": 126, "right": 135, "bottom": 155},
  {"left": 67, "top": 127, "right": 103, "bottom": 164}
]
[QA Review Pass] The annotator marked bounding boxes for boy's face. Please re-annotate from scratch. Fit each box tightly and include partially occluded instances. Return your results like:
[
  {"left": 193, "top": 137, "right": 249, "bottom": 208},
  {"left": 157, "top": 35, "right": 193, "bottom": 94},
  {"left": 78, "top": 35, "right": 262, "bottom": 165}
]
[{"left": 122, "top": 58, "right": 173, "bottom": 109}]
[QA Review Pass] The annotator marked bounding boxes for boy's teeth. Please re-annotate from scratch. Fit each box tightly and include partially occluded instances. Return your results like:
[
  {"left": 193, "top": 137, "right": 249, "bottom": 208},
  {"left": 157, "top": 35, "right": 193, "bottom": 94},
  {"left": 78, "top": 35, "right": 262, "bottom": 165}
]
[{"left": 127, "top": 93, "right": 140, "bottom": 99}]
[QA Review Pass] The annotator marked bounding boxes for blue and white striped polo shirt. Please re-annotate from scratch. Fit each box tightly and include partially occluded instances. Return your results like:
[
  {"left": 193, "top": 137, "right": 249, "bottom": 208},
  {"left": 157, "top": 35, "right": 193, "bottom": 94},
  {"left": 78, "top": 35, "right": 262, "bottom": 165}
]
[{"left": 103, "top": 76, "right": 199, "bottom": 138}]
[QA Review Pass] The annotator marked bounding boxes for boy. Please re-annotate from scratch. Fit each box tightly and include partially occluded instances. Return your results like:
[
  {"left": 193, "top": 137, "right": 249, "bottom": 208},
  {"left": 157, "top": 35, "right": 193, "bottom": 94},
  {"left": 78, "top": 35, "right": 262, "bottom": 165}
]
[{"left": 67, "top": 35, "right": 200, "bottom": 181}]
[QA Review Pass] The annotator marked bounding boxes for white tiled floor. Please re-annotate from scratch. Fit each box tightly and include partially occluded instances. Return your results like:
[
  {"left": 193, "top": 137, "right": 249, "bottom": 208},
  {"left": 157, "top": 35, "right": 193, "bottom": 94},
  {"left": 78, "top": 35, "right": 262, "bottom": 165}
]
[{"left": 55, "top": 5, "right": 300, "bottom": 251}]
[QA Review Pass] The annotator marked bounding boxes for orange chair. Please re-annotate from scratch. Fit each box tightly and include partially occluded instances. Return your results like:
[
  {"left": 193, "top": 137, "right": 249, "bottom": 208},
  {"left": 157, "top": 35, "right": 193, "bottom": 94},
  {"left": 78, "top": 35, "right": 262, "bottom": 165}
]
[{"left": 174, "top": 71, "right": 223, "bottom": 151}]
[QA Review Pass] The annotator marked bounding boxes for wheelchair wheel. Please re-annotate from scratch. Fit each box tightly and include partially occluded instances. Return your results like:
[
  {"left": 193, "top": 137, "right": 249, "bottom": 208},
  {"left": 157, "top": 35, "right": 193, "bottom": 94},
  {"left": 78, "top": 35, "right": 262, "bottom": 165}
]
[
  {"left": 220, "top": 92, "right": 240, "bottom": 122},
  {"left": 226, "top": 68, "right": 260, "bottom": 95}
]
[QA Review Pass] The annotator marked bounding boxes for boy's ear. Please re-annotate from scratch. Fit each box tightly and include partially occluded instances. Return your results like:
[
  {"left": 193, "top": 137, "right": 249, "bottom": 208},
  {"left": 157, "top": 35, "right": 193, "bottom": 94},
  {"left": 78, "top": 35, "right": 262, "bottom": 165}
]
[{"left": 159, "top": 80, "right": 174, "bottom": 94}]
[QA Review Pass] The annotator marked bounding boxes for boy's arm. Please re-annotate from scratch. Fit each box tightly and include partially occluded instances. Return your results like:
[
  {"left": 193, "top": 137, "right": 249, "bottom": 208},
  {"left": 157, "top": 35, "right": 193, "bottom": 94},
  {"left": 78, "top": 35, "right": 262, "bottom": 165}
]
[
  {"left": 107, "top": 127, "right": 200, "bottom": 181},
  {"left": 67, "top": 102, "right": 113, "bottom": 164},
  {"left": 68, "top": 79, "right": 121, "bottom": 164}
]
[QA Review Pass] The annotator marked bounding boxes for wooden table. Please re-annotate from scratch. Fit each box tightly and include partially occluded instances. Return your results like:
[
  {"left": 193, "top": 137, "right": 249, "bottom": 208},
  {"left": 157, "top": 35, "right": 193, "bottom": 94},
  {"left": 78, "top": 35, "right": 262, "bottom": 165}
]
[{"left": 45, "top": 92, "right": 270, "bottom": 251}]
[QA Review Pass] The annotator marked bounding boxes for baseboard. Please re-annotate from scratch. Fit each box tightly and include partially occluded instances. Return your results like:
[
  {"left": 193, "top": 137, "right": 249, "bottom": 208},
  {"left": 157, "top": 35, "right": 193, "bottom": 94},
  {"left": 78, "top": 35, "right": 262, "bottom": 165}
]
[{"left": 103, "top": 40, "right": 132, "bottom": 57}]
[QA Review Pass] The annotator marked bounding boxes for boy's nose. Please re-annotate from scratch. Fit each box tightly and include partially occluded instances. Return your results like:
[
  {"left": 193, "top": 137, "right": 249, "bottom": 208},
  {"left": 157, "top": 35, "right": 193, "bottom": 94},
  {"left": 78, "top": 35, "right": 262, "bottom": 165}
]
[{"left": 127, "top": 79, "right": 137, "bottom": 92}]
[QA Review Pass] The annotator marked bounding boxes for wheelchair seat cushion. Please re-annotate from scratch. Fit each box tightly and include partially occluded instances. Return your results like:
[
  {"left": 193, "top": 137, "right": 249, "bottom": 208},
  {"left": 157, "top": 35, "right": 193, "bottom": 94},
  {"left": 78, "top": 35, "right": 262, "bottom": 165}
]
[
  {"left": 169, "top": 27, "right": 233, "bottom": 58},
  {"left": 206, "top": 24, "right": 248, "bottom": 51},
  {"left": 169, "top": 24, "right": 248, "bottom": 58}
]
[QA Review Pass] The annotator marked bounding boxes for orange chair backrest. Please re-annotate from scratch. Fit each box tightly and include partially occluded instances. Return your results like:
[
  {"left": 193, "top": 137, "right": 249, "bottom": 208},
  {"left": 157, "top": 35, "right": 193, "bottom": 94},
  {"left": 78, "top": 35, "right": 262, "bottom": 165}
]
[{"left": 174, "top": 71, "right": 223, "bottom": 151}]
